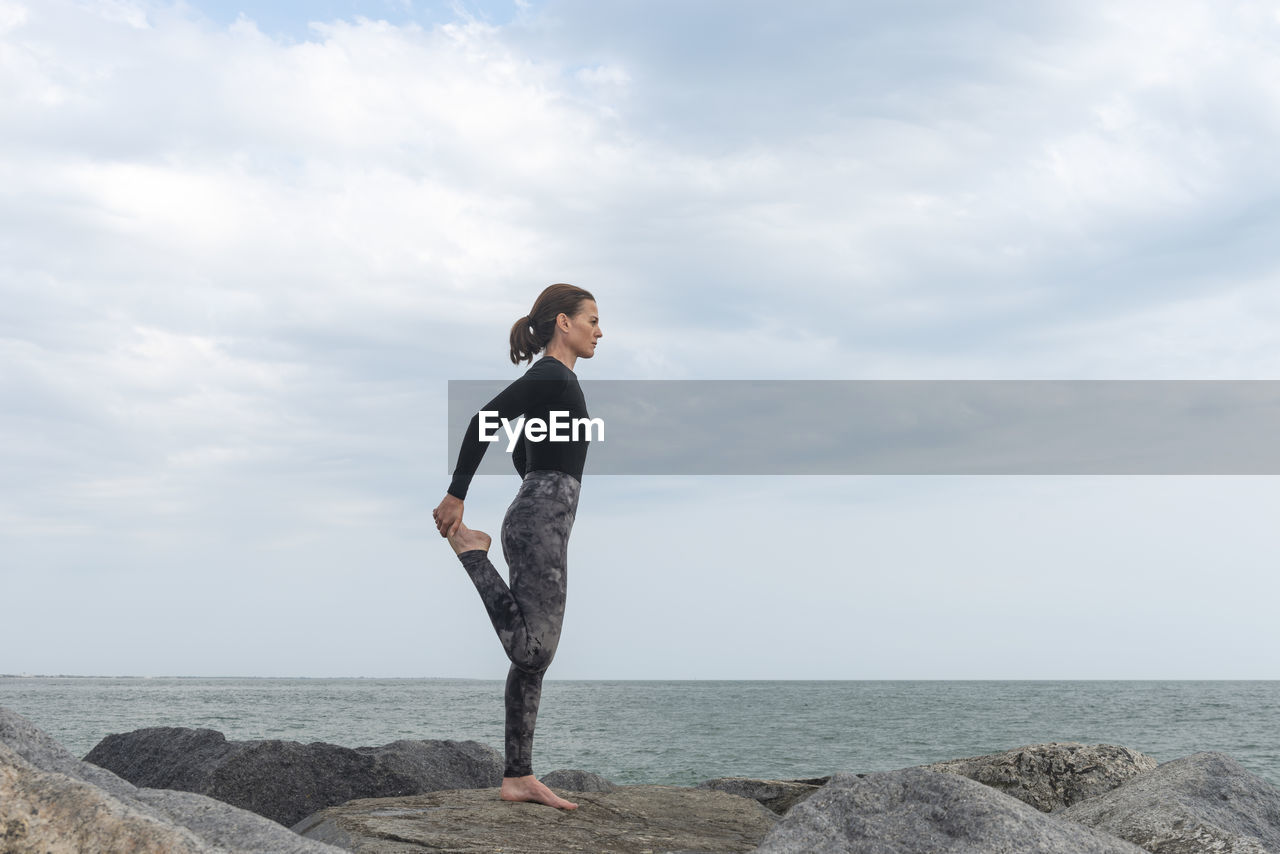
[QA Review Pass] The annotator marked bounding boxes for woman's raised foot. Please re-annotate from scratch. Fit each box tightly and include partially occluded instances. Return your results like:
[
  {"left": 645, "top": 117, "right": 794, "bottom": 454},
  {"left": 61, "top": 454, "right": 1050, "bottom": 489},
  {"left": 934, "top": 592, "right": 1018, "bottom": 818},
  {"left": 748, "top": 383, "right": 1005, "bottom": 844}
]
[
  {"left": 499, "top": 775, "right": 579, "bottom": 809},
  {"left": 447, "top": 523, "right": 492, "bottom": 555}
]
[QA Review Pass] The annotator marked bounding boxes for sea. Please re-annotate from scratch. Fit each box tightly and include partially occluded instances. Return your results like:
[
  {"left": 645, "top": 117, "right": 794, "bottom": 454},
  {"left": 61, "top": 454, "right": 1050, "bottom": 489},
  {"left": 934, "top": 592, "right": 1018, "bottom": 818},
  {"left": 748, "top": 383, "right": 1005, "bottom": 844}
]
[{"left": 3, "top": 678, "right": 1278, "bottom": 788}]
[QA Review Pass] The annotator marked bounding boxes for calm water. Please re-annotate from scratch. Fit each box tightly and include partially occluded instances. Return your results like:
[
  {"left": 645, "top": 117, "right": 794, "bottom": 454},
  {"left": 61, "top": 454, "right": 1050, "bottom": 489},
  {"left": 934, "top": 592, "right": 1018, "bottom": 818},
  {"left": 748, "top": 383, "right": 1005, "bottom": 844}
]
[{"left": 3, "top": 678, "right": 1278, "bottom": 788}]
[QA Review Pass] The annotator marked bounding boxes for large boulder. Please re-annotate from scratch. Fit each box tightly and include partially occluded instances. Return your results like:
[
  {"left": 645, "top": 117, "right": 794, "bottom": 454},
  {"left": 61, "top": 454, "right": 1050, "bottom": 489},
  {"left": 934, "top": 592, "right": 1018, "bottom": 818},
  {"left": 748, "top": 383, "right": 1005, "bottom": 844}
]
[
  {"left": 0, "top": 707, "right": 341, "bottom": 854},
  {"left": 1, "top": 743, "right": 215, "bottom": 854},
  {"left": 752, "top": 768, "right": 1149, "bottom": 853},
  {"left": 84, "top": 726, "right": 503, "bottom": 826},
  {"left": 1060, "top": 752, "right": 1280, "bottom": 853},
  {"left": 0, "top": 704, "right": 137, "bottom": 800},
  {"left": 921, "top": 741, "right": 1158, "bottom": 812},
  {"left": 697, "top": 776, "right": 829, "bottom": 815},
  {"left": 294, "top": 784, "right": 778, "bottom": 853}
]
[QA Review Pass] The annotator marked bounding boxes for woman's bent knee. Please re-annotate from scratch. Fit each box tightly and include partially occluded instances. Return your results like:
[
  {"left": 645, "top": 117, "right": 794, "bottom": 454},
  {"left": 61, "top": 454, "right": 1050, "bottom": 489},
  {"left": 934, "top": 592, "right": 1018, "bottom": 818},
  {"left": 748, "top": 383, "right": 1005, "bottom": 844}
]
[{"left": 510, "top": 644, "right": 556, "bottom": 673}]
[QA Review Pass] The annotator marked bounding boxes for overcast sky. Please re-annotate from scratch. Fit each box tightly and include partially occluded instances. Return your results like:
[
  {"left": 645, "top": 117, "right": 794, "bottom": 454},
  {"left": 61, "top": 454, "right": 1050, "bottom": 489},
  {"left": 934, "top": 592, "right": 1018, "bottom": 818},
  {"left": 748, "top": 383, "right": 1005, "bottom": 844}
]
[{"left": 3, "top": 0, "right": 1279, "bottom": 679}]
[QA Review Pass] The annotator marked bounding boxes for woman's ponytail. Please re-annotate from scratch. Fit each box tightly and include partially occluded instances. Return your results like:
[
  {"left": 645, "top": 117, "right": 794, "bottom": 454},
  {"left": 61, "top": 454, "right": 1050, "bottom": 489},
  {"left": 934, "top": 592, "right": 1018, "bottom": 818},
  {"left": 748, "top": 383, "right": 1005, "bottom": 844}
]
[
  {"left": 508, "top": 284, "right": 596, "bottom": 365},
  {"left": 508, "top": 314, "right": 540, "bottom": 366}
]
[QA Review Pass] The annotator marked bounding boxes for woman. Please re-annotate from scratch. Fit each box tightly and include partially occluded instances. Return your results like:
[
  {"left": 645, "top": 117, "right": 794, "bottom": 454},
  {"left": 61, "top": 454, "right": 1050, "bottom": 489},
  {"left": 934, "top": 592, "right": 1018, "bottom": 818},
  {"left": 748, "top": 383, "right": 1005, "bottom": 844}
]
[{"left": 432, "top": 283, "right": 602, "bottom": 810}]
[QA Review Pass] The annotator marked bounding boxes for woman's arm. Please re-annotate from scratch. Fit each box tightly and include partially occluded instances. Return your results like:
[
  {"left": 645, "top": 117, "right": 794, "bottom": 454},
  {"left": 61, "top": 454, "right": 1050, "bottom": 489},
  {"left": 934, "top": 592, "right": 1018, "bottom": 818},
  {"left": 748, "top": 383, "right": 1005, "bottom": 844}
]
[
  {"left": 434, "top": 382, "right": 528, "bottom": 537},
  {"left": 446, "top": 369, "right": 541, "bottom": 500},
  {"left": 435, "top": 360, "right": 565, "bottom": 537}
]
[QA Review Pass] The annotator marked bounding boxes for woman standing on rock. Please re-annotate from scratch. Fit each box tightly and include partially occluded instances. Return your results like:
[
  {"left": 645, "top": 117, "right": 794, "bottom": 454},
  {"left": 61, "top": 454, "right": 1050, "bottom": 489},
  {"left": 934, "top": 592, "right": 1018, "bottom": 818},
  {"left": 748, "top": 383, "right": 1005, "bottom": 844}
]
[{"left": 432, "top": 283, "right": 602, "bottom": 811}]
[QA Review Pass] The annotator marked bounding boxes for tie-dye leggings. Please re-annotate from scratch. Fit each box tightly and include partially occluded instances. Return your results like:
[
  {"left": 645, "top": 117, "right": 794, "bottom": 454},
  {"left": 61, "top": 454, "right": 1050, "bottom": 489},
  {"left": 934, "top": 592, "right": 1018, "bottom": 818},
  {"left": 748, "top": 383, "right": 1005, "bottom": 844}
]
[{"left": 456, "top": 470, "right": 580, "bottom": 778}]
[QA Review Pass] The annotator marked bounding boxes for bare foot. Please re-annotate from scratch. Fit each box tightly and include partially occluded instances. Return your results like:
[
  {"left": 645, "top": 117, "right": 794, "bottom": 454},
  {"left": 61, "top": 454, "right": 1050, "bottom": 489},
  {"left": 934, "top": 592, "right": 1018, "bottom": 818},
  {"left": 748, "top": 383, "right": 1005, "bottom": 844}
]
[
  {"left": 447, "top": 523, "right": 492, "bottom": 555},
  {"left": 500, "top": 775, "right": 579, "bottom": 810}
]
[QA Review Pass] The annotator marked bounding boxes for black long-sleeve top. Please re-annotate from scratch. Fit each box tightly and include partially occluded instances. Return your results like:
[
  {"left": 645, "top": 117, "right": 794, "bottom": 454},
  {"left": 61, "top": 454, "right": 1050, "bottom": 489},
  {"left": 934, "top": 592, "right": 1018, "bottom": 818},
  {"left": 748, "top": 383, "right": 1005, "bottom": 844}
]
[{"left": 447, "top": 355, "right": 590, "bottom": 501}]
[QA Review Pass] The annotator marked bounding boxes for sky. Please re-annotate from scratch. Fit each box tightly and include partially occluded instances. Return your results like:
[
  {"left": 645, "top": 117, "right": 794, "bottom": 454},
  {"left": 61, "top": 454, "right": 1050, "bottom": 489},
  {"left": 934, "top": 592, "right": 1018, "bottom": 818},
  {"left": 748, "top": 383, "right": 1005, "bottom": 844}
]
[{"left": 3, "top": 0, "right": 1280, "bottom": 679}]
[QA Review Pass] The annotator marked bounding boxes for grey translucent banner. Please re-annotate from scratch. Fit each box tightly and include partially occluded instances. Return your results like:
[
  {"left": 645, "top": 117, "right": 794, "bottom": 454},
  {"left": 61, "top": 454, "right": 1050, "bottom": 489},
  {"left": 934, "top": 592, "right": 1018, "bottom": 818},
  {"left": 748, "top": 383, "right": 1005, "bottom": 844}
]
[{"left": 447, "top": 380, "right": 1280, "bottom": 475}]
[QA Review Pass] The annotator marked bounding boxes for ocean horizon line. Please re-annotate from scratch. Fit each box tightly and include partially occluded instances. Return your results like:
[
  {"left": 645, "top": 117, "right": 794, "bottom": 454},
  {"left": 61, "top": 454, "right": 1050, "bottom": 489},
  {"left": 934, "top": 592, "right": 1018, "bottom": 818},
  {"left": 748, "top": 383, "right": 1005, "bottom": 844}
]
[{"left": 4, "top": 674, "right": 1279, "bottom": 682}]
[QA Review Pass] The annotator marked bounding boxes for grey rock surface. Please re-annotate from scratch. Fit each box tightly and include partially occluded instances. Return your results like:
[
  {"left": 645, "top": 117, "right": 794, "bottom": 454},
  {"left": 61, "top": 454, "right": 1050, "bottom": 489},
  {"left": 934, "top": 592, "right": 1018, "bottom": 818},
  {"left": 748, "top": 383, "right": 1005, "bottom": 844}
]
[
  {"left": 294, "top": 784, "right": 778, "bottom": 853},
  {"left": 0, "top": 708, "right": 342, "bottom": 854},
  {"left": 540, "top": 768, "right": 618, "bottom": 792},
  {"left": 1060, "top": 752, "right": 1280, "bottom": 854},
  {"left": 133, "top": 787, "right": 349, "bottom": 854},
  {"left": 0, "top": 703, "right": 137, "bottom": 800},
  {"left": 921, "top": 741, "right": 1158, "bottom": 812},
  {"left": 697, "top": 776, "right": 827, "bottom": 815},
  {"left": 752, "top": 767, "right": 1150, "bottom": 853},
  {"left": 1, "top": 742, "right": 215, "bottom": 854},
  {"left": 85, "top": 725, "right": 503, "bottom": 826}
]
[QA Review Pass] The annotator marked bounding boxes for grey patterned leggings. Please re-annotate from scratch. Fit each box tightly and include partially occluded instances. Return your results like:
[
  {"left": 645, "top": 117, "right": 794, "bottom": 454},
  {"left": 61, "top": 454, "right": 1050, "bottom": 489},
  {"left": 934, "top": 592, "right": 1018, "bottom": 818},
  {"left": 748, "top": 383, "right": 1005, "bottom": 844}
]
[{"left": 456, "top": 470, "right": 580, "bottom": 778}]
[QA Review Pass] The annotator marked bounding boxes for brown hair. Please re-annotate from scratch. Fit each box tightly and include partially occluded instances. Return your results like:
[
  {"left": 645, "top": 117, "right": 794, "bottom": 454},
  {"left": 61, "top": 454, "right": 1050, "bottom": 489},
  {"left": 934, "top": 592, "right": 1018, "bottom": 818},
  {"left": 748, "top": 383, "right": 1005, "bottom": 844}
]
[{"left": 508, "top": 283, "right": 596, "bottom": 365}]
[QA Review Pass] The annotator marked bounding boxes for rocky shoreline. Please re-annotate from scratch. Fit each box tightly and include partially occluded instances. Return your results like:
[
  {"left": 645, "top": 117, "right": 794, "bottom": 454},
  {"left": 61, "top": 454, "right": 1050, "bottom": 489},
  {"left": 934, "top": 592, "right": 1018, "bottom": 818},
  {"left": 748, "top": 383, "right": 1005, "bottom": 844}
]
[{"left": 4, "top": 705, "right": 1280, "bottom": 853}]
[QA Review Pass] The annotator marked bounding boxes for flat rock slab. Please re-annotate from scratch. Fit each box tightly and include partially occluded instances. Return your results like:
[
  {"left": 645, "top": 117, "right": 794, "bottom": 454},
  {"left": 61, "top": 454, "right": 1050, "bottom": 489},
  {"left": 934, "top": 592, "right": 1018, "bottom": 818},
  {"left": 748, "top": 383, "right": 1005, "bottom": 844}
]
[{"left": 294, "top": 785, "right": 778, "bottom": 853}]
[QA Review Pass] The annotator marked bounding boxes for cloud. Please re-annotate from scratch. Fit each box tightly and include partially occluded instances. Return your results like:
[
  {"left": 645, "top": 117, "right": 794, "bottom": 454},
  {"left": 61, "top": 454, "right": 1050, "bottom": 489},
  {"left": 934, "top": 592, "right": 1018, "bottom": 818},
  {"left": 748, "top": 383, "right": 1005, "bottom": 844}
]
[{"left": 3, "top": 0, "right": 1280, "bottom": 676}]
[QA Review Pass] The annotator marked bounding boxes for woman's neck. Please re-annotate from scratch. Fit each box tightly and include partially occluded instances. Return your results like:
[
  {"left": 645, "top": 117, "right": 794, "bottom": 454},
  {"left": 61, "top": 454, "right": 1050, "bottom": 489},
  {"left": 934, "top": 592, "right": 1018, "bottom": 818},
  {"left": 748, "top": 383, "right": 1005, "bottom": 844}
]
[{"left": 542, "top": 342, "right": 576, "bottom": 372}]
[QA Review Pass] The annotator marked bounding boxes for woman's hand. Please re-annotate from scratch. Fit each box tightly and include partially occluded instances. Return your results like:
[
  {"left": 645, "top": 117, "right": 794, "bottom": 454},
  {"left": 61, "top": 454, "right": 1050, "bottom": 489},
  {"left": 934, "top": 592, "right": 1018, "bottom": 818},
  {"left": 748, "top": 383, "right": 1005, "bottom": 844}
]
[{"left": 432, "top": 494, "right": 464, "bottom": 538}]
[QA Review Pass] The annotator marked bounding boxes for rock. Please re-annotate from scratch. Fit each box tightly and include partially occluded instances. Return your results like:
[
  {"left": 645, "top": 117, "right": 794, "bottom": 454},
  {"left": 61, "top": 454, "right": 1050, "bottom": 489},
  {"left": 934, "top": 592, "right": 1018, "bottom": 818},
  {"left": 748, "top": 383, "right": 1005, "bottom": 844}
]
[
  {"left": 131, "top": 787, "right": 346, "bottom": 854},
  {"left": 921, "top": 741, "right": 1158, "bottom": 812},
  {"left": 752, "top": 768, "right": 1149, "bottom": 853},
  {"left": 85, "top": 725, "right": 503, "bottom": 826},
  {"left": 1, "top": 743, "right": 215, "bottom": 854},
  {"left": 294, "top": 784, "right": 778, "bottom": 852},
  {"left": 697, "top": 776, "right": 826, "bottom": 814},
  {"left": 540, "top": 768, "right": 618, "bottom": 792},
  {"left": 1059, "top": 752, "right": 1280, "bottom": 853},
  {"left": 0, "top": 707, "right": 342, "bottom": 854},
  {"left": 0, "top": 703, "right": 137, "bottom": 800},
  {"left": 85, "top": 727, "right": 233, "bottom": 791},
  {"left": 368, "top": 738, "right": 502, "bottom": 791}
]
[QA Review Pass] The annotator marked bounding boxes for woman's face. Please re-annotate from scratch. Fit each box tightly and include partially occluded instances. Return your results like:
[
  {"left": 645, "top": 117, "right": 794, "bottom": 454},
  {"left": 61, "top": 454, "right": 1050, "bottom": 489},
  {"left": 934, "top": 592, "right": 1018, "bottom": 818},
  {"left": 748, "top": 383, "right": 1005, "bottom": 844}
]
[{"left": 561, "top": 299, "right": 602, "bottom": 359}]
